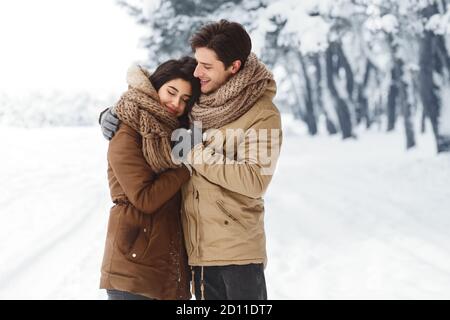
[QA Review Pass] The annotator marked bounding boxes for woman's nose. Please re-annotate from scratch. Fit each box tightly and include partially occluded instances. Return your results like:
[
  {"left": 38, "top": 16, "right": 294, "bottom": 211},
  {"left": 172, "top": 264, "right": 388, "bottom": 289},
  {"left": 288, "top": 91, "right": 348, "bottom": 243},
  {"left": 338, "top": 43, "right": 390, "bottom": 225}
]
[{"left": 171, "top": 97, "right": 181, "bottom": 109}]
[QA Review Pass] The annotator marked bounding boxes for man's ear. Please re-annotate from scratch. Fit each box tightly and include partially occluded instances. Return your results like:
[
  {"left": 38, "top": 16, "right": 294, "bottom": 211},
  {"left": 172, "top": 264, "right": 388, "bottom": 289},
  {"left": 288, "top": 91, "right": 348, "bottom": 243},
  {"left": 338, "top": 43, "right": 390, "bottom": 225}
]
[{"left": 230, "top": 60, "right": 242, "bottom": 74}]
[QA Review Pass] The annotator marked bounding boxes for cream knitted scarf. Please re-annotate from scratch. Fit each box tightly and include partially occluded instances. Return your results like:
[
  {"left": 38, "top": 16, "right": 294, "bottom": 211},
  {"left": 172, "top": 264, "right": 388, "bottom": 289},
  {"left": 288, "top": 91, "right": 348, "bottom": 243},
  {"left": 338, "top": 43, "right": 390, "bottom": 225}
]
[
  {"left": 114, "top": 65, "right": 180, "bottom": 173},
  {"left": 190, "top": 53, "right": 273, "bottom": 130}
]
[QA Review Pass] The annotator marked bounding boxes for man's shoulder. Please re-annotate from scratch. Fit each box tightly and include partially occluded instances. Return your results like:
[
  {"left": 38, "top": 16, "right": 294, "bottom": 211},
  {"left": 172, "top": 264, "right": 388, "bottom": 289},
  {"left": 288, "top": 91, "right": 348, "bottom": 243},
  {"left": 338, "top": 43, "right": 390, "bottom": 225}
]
[
  {"left": 247, "top": 95, "right": 280, "bottom": 122},
  {"left": 251, "top": 80, "right": 279, "bottom": 115},
  {"left": 224, "top": 80, "right": 280, "bottom": 129},
  {"left": 236, "top": 98, "right": 280, "bottom": 131}
]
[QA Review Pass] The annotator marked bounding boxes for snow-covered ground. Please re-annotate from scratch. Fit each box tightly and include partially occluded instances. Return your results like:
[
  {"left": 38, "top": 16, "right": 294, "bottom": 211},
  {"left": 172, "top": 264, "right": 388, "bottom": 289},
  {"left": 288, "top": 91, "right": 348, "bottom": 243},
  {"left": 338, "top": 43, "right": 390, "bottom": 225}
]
[{"left": 1, "top": 116, "right": 450, "bottom": 299}]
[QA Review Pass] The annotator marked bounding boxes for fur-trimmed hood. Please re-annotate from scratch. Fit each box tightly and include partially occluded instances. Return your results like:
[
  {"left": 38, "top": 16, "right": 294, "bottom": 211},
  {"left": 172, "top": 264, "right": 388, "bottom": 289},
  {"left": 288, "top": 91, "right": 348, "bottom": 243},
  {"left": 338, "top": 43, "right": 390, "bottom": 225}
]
[{"left": 126, "top": 64, "right": 157, "bottom": 98}]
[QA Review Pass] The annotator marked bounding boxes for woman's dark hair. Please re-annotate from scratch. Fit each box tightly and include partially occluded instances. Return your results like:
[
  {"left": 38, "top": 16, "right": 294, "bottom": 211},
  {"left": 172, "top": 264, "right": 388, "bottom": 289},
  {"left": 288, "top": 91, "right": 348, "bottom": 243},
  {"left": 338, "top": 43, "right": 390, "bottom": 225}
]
[{"left": 149, "top": 56, "right": 200, "bottom": 128}]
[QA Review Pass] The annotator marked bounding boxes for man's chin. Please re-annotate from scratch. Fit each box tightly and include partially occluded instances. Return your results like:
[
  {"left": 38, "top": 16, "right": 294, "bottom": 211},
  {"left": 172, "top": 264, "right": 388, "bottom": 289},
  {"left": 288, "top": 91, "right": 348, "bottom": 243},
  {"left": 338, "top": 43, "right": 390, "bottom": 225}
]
[{"left": 201, "top": 84, "right": 217, "bottom": 94}]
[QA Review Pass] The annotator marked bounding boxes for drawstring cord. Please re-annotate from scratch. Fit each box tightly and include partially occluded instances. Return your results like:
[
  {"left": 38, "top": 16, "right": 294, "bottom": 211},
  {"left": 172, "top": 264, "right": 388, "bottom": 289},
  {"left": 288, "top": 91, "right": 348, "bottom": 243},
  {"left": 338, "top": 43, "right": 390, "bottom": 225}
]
[
  {"left": 200, "top": 266, "right": 205, "bottom": 300},
  {"left": 191, "top": 266, "right": 205, "bottom": 300},
  {"left": 191, "top": 266, "right": 195, "bottom": 297}
]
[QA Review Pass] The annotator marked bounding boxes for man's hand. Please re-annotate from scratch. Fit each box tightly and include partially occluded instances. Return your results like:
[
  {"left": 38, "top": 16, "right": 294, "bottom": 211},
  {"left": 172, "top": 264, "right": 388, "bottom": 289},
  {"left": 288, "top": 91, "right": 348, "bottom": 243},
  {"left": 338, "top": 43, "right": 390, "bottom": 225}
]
[{"left": 99, "top": 107, "right": 120, "bottom": 140}]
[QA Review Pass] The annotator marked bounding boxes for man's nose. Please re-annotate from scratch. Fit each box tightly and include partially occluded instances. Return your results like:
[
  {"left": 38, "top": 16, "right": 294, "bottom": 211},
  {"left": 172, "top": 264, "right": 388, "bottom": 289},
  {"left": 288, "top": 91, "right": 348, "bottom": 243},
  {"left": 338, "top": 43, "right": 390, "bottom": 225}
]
[{"left": 193, "top": 65, "right": 202, "bottom": 78}]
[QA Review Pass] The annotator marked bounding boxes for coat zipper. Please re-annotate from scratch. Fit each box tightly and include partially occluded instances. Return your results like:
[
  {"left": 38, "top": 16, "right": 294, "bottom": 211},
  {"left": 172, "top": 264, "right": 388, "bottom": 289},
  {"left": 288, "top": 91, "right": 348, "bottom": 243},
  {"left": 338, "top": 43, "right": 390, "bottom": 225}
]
[{"left": 194, "top": 189, "right": 200, "bottom": 257}]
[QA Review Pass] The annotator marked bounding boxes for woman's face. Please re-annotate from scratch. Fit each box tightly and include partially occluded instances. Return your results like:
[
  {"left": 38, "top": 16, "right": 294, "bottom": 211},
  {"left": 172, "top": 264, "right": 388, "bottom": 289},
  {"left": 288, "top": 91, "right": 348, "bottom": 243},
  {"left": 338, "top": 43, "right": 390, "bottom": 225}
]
[{"left": 158, "top": 78, "right": 192, "bottom": 117}]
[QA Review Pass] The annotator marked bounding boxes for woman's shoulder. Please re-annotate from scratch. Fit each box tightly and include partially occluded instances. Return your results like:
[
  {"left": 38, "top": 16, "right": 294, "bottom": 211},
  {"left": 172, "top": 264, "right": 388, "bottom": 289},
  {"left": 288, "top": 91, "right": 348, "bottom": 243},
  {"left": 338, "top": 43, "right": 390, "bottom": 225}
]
[
  {"left": 110, "top": 123, "right": 141, "bottom": 146},
  {"left": 116, "top": 123, "right": 139, "bottom": 136}
]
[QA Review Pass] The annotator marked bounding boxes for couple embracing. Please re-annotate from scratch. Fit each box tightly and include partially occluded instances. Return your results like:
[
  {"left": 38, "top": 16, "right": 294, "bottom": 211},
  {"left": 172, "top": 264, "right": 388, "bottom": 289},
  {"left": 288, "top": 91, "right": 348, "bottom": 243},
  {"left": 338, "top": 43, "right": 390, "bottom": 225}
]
[{"left": 99, "top": 20, "right": 282, "bottom": 300}]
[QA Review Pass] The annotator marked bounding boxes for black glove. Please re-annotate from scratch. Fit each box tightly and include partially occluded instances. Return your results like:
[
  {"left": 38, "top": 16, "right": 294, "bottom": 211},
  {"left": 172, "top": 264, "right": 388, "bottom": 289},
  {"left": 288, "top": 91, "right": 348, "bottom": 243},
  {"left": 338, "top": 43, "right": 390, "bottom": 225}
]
[
  {"left": 171, "top": 122, "right": 203, "bottom": 161},
  {"left": 171, "top": 129, "right": 193, "bottom": 162},
  {"left": 99, "top": 107, "right": 120, "bottom": 140},
  {"left": 190, "top": 121, "right": 203, "bottom": 149}
]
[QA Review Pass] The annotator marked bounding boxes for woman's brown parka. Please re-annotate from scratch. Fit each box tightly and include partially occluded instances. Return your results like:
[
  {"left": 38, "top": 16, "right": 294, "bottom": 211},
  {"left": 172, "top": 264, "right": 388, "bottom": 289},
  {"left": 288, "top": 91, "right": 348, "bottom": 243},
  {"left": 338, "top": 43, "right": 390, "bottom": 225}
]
[{"left": 100, "top": 123, "right": 191, "bottom": 300}]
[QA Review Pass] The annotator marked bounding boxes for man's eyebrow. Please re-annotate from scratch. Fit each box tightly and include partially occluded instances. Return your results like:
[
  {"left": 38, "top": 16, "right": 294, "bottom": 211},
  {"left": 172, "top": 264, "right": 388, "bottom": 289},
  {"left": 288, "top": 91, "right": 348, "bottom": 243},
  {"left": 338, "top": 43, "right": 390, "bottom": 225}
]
[{"left": 199, "top": 62, "right": 212, "bottom": 66}]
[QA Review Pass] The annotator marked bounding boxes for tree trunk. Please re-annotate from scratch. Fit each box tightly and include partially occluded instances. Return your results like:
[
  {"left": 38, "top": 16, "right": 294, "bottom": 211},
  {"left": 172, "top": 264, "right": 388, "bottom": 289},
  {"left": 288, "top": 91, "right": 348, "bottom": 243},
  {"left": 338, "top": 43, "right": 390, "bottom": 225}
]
[
  {"left": 403, "top": 98, "right": 416, "bottom": 149},
  {"left": 419, "top": 4, "right": 450, "bottom": 153},
  {"left": 387, "top": 61, "right": 400, "bottom": 132},
  {"left": 421, "top": 107, "right": 426, "bottom": 134},
  {"left": 299, "top": 53, "right": 318, "bottom": 135},
  {"left": 358, "top": 61, "right": 373, "bottom": 128},
  {"left": 313, "top": 53, "right": 337, "bottom": 135},
  {"left": 399, "top": 68, "right": 416, "bottom": 149},
  {"left": 326, "top": 42, "right": 354, "bottom": 139},
  {"left": 325, "top": 118, "right": 338, "bottom": 135}
]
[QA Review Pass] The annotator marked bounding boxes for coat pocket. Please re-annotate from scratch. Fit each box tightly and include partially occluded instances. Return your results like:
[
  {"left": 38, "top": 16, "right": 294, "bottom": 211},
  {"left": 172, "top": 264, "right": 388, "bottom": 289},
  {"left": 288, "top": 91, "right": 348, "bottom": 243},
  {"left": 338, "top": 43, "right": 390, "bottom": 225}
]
[
  {"left": 116, "top": 209, "right": 153, "bottom": 262},
  {"left": 216, "top": 200, "right": 247, "bottom": 230},
  {"left": 125, "top": 227, "right": 151, "bottom": 262}
]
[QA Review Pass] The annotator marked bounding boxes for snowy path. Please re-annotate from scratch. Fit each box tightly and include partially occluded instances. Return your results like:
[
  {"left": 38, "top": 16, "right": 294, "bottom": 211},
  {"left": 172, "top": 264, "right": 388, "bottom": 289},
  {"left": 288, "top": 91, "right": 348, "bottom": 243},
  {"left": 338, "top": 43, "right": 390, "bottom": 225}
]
[
  {"left": 1, "top": 121, "right": 450, "bottom": 299},
  {"left": 0, "top": 127, "right": 110, "bottom": 299}
]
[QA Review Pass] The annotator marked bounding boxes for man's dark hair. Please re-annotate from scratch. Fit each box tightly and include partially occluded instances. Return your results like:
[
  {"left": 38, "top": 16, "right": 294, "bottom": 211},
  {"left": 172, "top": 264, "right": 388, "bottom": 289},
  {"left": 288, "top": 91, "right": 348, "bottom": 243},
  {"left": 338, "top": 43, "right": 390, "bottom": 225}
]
[
  {"left": 190, "top": 19, "right": 252, "bottom": 70},
  {"left": 150, "top": 56, "right": 201, "bottom": 128}
]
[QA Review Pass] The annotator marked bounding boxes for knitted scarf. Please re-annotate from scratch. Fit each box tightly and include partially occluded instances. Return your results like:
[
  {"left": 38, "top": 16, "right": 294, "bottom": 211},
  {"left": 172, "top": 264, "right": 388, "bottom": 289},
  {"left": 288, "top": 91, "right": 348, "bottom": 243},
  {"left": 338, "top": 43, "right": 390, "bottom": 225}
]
[
  {"left": 114, "top": 65, "right": 180, "bottom": 174},
  {"left": 190, "top": 53, "right": 274, "bottom": 130}
]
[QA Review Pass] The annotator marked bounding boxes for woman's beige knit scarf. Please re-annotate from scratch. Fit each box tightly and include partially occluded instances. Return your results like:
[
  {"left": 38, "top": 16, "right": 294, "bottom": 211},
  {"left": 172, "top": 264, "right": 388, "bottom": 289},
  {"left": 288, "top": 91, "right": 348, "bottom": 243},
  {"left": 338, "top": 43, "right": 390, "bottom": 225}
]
[
  {"left": 114, "top": 65, "right": 180, "bottom": 174},
  {"left": 190, "top": 53, "right": 274, "bottom": 130}
]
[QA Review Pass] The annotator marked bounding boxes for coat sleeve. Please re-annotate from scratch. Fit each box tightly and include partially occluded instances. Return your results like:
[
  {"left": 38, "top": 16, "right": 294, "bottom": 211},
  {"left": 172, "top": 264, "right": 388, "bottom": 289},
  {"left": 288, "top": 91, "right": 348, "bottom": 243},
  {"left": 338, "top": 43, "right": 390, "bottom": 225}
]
[
  {"left": 189, "top": 110, "right": 282, "bottom": 199},
  {"left": 108, "top": 125, "right": 190, "bottom": 214}
]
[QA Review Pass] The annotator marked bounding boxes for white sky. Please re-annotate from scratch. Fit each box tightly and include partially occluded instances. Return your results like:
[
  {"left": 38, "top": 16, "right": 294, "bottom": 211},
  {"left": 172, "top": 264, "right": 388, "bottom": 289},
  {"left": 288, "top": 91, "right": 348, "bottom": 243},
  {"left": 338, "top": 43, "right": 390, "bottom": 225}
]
[{"left": 0, "top": 0, "right": 148, "bottom": 94}]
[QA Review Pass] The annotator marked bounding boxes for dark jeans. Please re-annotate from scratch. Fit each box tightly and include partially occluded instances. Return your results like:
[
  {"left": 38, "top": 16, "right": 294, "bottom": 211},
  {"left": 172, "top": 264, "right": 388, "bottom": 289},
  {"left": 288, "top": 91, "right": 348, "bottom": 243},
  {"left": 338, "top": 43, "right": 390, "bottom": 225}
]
[
  {"left": 193, "top": 263, "right": 267, "bottom": 300},
  {"left": 106, "top": 289, "right": 153, "bottom": 300}
]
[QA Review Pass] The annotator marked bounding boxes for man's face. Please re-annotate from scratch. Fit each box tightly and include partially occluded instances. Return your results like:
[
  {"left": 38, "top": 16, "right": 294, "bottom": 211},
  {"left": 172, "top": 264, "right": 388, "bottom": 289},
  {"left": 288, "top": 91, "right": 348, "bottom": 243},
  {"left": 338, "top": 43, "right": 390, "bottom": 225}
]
[{"left": 193, "top": 47, "right": 235, "bottom": 94}]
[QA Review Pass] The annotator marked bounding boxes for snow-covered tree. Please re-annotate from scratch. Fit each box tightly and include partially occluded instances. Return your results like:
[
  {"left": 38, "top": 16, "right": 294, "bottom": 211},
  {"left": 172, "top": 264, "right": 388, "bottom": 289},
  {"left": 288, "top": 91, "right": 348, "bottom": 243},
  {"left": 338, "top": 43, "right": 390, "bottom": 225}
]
[
  {"left": 419, "top": 1, "right": 450, "bottom": 152},
  {"left": 117, "top": 0, "right": 450, "bottom": 152}
]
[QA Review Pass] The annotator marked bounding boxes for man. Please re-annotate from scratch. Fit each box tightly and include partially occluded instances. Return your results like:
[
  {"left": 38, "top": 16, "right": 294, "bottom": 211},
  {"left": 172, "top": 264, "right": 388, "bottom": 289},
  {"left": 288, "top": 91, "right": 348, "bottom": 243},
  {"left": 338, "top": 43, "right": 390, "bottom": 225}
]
[{"left": 101, "top": 20, "right": 282, "bottom": 300}]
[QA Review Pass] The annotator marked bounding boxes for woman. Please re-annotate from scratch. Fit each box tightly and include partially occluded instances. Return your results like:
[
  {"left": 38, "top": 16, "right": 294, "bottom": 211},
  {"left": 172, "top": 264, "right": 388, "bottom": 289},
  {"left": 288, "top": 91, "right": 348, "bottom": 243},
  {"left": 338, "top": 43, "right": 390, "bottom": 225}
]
[{"left": 100, "top": 57, "right": 200, "bottom": 300}]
